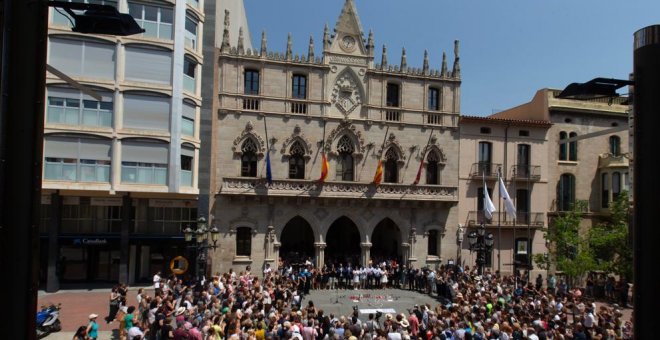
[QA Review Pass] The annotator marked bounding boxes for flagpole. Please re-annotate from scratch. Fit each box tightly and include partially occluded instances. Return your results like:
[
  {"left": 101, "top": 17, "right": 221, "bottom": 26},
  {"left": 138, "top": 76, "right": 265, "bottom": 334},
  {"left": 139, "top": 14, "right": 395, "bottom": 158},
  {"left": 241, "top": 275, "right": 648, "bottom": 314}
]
[
  {"left": 497, "top": 167, "right": 502, "bottom": 274},
  {"left": 414, "top": 128, "right": 434, "bottom": 185},
  {"left": 511, "top": 166, "right": 518, "bottom": 280},
  {"left": 263, "top": 116, "right": 270, "bottom": 183},
  {"left": 378, "top": 126, "right": 390, "bottom": 160}
]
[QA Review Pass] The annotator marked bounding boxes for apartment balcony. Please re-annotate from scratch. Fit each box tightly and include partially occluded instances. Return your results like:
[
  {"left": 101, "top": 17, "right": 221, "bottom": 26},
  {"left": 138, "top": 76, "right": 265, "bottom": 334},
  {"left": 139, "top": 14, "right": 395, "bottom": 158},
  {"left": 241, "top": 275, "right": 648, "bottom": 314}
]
[
  {"left": 466, "top": 211, "right": 545, "bottom": 228},
  {"left": 220, "top": 177, "right": 458, "bottom": 202},
  {"left": 510, "top": 165, "right": 541, "bottom": 181},
  {"left": 469, "top": 162, "right": 502, "bottom": 179}
]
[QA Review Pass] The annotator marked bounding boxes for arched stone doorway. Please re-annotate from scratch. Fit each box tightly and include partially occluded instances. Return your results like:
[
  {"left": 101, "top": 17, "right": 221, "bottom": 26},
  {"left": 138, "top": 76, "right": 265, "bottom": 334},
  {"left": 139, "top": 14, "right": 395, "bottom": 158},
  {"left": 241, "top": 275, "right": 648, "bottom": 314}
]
[
  {"left": 279, "top": 216, "right": 315, "bottom": 267},
  {"left": 325, "top": 216, "right": 361, "bottom": 266},
  {"left": 371, "top": 218, "right": 402, "bottom": 263}
]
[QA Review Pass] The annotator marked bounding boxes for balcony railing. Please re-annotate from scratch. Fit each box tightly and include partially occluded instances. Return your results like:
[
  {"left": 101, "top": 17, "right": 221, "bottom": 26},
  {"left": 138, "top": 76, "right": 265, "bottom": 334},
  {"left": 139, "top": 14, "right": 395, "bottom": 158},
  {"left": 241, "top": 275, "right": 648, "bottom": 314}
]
[
  {"left": 242, "top": 97, "right": 260, "bottom": 111},
  {"left": 469, "top": 162, "right": 502, "bottom": 178},
  {"left": 183, "top": 74, "right": 196, "bottom": 94},
  {"left": 221, "top": 177, "right": 458, "bottom": 202},
  {"left": 466, "top": 211, "right": 545, "bottom": 228},
  {"left": 289, "top": 100, "right": 308, "bottom": 114},
  {"left": 510, "top": 165, "right": 541, "bottom": 181},
  {"left": 426, "top": 113, "right": 443, "bottom": 125},
  {"left": 384, "top": 109, "right": 401, "bottom": 122}
]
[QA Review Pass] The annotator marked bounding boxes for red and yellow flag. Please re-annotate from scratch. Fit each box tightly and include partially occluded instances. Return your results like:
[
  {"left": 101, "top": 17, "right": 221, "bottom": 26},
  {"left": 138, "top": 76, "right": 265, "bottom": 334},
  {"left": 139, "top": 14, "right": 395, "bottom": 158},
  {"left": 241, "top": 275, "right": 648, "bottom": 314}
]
[
  {"left": 372, "top": 160, "right": 383, "bottom": 185},
  {"left": 318, "top": 152, "right": 329, "bottom": 182},
  {"left": 413, "top": 157, "right": 424, "bottom": 185}
]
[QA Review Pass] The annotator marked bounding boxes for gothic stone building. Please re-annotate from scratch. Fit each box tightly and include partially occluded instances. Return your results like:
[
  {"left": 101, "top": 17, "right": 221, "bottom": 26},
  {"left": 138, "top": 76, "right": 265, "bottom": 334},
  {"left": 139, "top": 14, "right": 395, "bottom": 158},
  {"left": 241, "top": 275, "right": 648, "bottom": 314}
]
[{"left": 206, "top": 0, "right": 462, "bottom": 272}]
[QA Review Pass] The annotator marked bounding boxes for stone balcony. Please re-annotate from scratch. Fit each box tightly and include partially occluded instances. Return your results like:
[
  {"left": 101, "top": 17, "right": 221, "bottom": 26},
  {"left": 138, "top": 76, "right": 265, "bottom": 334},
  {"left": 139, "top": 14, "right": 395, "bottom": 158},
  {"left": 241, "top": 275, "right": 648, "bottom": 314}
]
[{"left": 220, "top": 177, "right": 458, "bottom": 202}]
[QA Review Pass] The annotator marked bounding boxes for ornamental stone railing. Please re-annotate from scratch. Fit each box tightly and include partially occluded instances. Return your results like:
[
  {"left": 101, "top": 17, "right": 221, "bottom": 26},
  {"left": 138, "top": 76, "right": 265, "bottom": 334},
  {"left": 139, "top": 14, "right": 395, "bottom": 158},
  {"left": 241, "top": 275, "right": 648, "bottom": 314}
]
[{"left": 221, "top": 177, "right": 458, "bottom": 201}]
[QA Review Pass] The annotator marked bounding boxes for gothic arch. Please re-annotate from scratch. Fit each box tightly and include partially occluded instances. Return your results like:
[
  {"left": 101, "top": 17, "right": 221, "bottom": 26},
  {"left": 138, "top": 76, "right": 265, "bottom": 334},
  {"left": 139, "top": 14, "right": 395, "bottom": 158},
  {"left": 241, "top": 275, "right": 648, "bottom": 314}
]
[
  {"left": 420, "top": 137, "right": 447, "bottom": 163},
  {"left": 324, "top": 120, "right": 366, "bottom": 158},
  {"left": 380, "top": 132, "right": 406, "bottom": 164},
  {"left": 280, "top": 124, "right": 313, "bottom": 160},
  {"left": 275, "top": 212, "right": 320, "bottom": 242},
  {"left": 319, "top": 212, "right": 366, "bottom": 242},
  {"left": 365, "top": 214, "right": 408, "bottom": 241},
  {"left": 232, "top": 121, "right": 266, "bottom": 157}
]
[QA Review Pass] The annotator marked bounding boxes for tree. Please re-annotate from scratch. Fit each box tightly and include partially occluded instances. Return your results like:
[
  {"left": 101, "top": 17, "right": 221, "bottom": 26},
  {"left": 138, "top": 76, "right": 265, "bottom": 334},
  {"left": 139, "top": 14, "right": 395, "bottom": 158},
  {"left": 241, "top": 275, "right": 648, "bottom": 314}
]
[
  {"left": 589, "top": 191, "right": 632, "bottom": 282},
  {"left": 534, "top": 200, "right": 596, "bottom": 287}
]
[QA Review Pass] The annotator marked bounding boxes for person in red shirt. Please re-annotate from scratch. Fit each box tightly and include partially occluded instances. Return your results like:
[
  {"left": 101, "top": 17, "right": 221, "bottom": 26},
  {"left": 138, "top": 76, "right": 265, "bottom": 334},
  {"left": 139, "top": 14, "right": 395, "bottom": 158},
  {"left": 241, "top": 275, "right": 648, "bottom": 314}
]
[{"left": 407, "top": 310, "right": 419, "bottom": 337}]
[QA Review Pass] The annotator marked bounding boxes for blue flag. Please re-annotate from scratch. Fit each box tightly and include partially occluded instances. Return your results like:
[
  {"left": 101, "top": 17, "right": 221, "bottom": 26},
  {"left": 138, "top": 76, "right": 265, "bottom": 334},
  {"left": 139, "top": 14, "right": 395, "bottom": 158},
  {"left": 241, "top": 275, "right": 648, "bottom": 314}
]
[{"left": 265, "top": 152, "right": 273, "bottom": 185}]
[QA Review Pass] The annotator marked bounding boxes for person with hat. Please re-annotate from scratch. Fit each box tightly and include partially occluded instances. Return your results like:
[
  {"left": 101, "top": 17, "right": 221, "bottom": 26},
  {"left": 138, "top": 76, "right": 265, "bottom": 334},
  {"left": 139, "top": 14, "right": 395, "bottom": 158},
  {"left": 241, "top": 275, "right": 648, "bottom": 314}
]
[{"left": 86, "top": 314, "right": 99, "bottom": 340}]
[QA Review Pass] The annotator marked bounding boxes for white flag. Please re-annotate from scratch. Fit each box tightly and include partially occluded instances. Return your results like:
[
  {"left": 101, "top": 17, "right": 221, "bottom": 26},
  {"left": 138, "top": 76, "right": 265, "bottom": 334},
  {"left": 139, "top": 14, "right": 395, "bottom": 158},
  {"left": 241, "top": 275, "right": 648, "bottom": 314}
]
[
  {"left": 483, "top": 171, "right": 496, "bottom": 220},
  {"left": 499, "top": 174, "right": 517, "bottom": 219}
]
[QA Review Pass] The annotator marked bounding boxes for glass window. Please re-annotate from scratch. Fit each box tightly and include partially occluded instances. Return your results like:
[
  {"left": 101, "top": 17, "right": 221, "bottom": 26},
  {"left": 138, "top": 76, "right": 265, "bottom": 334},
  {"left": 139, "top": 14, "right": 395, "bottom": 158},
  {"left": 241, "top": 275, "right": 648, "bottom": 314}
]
[
  {"left": 609, "top": 136, "right": 621, "bottom": 156},
  {"left": 43, "top": 136, "right": 111, "bottom": 182},
  {"left": 184, "top": 16, "right": 198, "bottom": 50},
  {"left": 384, "top": 148, "right": 398, "bottom": 183},
  {"left": 478, "top": 142, "right": 492, "bottom": 175},
  {"left": 182, "top": 117, "right": 194, "bottom": 137},
  {"left": 386, "top": 83, "right": 400, "bottom": 107},
  {"left": 569, "top": 132, "right": 578, "bottom": 161},
  {"left": 47, "top": 94, "right": 112, "bottom": 127},
  {"left": 121, "top": 163, "right": 167, "bottom": 185},
  {"left": 236, "top": 227, "right": 252, "bottom": 256},
  {"left": 612, "top": 172, "right": 621, "bottom": 201},
  {"left": 150, "top": 207, "right": 197, "bottom": 235},
  {"left": 559, "top": 131, "right": 568, "bottom": 161},
  {"left": 428, "top": 230, "right": 438, "bottom": 256},
  {"left": 240, "top": 139, "right": 258, "bottom": 177},
  {"left": 292, "top": 74, "right": 307, "bottom": 99},
  {"left": 181, "top": 153, "right": 193, "bottom": 187},
  {"left": 428, "top": 87, "right": 440, "bottom": 111},
  {"left": 602, "top": 173, "right": 609, "bottom": 208},
  {"left": 335, "top": 135, "right": 354, "bottom": 181},
  {"left": 288, "top": 142, "right": 305, "bottom": 179},
  {"left": 426, "top": 150, "right": 439, "bottom": 185},
  {"left": 244, "top": 69, "right": 259, "bottom": 95},
  {"left": 128, "top": 2, "right": 173, "bottom": 40},
  {"left": 183, "top": 57, "right": 196, "bottom": 93},
  {"left": 558, "top": 173, "right": 576, "bottom": 211}
]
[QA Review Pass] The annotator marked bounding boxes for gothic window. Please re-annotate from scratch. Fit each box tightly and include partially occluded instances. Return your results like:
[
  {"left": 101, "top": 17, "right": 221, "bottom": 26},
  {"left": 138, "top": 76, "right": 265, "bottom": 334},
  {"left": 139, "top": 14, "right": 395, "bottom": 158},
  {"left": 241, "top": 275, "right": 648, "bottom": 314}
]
[
  {"left": 558, "top": 173, "right": 576, "bottom": 211},
  {"left": 335, "top": 135, "right": 354, "bottom": 181},
  {"left": 609, "top": 136, "right": 621, "bottom": 156},
  {"left": 240, "top": 139, "right": 258, "bottom": 177},
  {"left": 569, "top": 132, "right": 578, "bottom": 161},
  {"left": 426, "top": 150, "right": 440, "bottom": 185},
  {"left": 559, "top": 131, "right": 568, "bottom": 161},
  {"left": 386, "top": 83, "right": 400, "bottom": 107},
  {"left": 236, "top": 227, "right": 252, "bottom": 256},
  {"left": 288, "top": 141, "right": 305, "bottom": 179},
  {"left": 244, "top": 69, "right": 259, "bottom": 95},
  {"left": 428, "top": 87, "right": 440, "bottom": 111},
  {"left": 428, "top": 230, "right": 439, "bottom": 256},
  {"left": 292, "top": 74, "right": 307, "bottom": 99},
  {"left": 384, "top": 148, "right": 399, "bottom": 183}
]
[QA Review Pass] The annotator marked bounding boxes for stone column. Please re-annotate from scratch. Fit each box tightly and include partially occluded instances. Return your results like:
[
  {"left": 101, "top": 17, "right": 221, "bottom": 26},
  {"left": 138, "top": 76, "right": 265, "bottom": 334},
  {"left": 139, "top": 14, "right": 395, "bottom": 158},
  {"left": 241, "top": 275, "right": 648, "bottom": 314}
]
[
  {"left": 360, "top": 242, "right": 372, "bottom": 267},
  {"left": 264, "top": 204, "right": 275, "bottom": 264},
  {"left": 46, "top": 193, "right": 61, "bottom": 292},
  {"left": 401, "top": 242, "right": 411, "bottom": 267},
  {"left": 118, "top": 195, "right": 131, "bottom": 284},
  {"left": 409, "top": 208, "right": 418, "bottom": 264},
  {"left": 314, "top": 243, "right": 326, "bottom": 268},
  {"left": 273, "top": 242, "right": 281, "bottom": 270}
]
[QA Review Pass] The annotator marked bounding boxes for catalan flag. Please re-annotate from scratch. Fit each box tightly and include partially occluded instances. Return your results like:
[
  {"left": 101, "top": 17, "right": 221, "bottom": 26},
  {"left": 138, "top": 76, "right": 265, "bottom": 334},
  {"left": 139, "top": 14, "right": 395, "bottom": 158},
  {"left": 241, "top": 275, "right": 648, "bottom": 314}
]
[
  {"left": 318, "top": 152, "right": 329, "bottom": 182},
  {"left": 413, "top": 157, "right": 424, "bottom": 185},
  {"left": 373, "top": 160, "right": 383, "bottom": 185}
]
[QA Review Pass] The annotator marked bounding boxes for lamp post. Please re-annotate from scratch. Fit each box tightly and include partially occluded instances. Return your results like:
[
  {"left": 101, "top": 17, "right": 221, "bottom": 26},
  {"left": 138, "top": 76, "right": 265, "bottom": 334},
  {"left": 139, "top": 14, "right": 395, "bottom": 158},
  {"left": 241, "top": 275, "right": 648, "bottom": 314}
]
[
  {"left": 182, "top": 217, "right": 220, "bottom": 280},
  {"left": 466, "top": 224, "right": 495, "bottom": 275}
]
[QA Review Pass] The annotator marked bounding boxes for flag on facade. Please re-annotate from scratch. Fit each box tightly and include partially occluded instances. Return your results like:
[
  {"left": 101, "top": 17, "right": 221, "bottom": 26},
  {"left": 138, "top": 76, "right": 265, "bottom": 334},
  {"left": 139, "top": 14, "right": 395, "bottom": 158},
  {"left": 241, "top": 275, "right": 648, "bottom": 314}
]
[
  {"left": 413, "top": 156, "right": 424, "bottom": 185},
  {"left": 265, "top": 152, "right": 273, "bottom": 185},
  {"left": 373, "top": 160, "right": 383, "bottom": 185},
  {"left": 318, "top": 152, "right": 329, "bottom": 182},
  {"left": 498, "top": 173, "right": 517, "bottom": 219},
  {"left": 483, "top": 171, "right": 496, "bottom": 220}
]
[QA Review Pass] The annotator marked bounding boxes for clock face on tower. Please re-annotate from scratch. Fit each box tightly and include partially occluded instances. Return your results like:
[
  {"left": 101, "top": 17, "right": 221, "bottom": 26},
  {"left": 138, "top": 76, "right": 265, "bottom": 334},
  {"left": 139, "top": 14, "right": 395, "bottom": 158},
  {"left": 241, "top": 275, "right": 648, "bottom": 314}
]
[{"left": 340, "top": 35, "right": 356, "bottom": 52}]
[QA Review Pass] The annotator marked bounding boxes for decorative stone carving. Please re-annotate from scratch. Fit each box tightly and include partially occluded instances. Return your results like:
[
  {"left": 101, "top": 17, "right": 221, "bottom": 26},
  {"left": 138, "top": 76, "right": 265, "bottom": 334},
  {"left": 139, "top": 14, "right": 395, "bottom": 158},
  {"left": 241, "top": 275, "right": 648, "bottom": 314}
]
[
  {"left": 419, "top": 135, "right": 447, "bottom": 163},
  {"left": 232, "top": 121, "right": 266, "bottom": 157},
  {"left": 378, "top": 133, "right": 406, "bottom": 163},
  {"left": 280, "top": 124, "right": 313, "bottom": 160},
  {"left": 324, "top": 120, "right": 366, "bottom": 157},
  {"left": 331, "top": 72, "right": 363, "bottom": 116}
]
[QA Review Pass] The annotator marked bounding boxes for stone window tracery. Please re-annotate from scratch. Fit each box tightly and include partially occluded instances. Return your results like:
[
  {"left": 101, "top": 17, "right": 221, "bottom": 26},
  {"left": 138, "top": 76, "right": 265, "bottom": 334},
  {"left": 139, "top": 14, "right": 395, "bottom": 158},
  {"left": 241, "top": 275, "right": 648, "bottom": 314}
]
[
  {"left": 241, "top": 139, "right": 258, "bottom": 177},
  {"left": 289, "top": 141, "right": 305, "bottom": 179},
  {"left": 336, "top": 135, "right": 355, "bottom": 181},
  {"left": 384, "top": 148, "right": 399, "bottom": 183}
]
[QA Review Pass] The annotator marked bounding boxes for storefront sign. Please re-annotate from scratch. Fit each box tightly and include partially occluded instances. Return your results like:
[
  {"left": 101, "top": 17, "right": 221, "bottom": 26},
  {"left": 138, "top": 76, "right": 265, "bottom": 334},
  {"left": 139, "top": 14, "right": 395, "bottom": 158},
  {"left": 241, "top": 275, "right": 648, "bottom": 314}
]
[
  {"left": 90, "top": 197, "right": 123, "bottom": 206},
  {"left": 149, "top": 199, "right": 196, "bottom": 208},
  {"left": 73, "top": 238, "right": 108, "bottom": 246}
]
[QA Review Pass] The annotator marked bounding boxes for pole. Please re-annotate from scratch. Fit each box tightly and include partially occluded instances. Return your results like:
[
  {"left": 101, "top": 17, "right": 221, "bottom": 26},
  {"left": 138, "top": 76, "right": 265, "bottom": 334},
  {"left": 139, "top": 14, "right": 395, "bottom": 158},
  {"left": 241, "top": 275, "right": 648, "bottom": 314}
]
[
  {"left": 0, "top": 0, "right": 48, "bottom": 337},
  {"left": 633, "top": 25, "right": 660, "bottom": 340}
]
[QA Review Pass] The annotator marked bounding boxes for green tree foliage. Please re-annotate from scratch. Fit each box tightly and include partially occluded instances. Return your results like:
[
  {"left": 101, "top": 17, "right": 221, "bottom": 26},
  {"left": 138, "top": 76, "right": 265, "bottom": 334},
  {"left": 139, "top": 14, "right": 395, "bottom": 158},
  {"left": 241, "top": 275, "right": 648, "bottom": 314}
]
[
  {"left": 589, "top": 191, "right": 632, "bottom": 281},
  {"left": 534, "top": 200, "right": 596, "bottom": 286}
]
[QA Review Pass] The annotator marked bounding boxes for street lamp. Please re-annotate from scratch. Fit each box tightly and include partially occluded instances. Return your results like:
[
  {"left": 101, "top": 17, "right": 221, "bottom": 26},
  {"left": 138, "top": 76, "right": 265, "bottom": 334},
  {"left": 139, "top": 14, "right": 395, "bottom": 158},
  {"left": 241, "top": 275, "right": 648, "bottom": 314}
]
[
  {"left": 467, "top": 224, "right": 495, "bottom": 275},
  {"left": 182, "top": 216, "right": 220, "bottom": 280}
]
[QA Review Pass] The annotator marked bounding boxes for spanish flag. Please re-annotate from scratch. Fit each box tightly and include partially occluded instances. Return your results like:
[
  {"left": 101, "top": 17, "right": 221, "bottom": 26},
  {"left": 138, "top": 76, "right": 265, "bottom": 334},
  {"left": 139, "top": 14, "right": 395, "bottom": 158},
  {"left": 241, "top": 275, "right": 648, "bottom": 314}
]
[
  {"left": 372, "top": 160, "right": 383, "bottom": 185},
  {"left": 412, "top": 157, "right": 424, "bottom": 185},
  {"left": 318, "top": 152, "right": 329, "bottom": 182}
]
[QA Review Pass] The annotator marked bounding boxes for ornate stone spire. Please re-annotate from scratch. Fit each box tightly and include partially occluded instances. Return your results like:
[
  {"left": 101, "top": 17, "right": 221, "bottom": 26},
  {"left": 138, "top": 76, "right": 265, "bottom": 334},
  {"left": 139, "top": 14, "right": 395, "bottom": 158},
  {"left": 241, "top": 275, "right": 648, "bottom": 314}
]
[
  {"left": 237, "top": 27, "right": 245, "bottom": 54},
  {"left": 452, "top": 40, "right": 461, "bottom": 78},
  {"left": 401, "top": 47, "right": 407, "bottom": 71},
  {"left": 423, "top": 50, "right": 429, "bottom": 74},
  {"left": 381, "top": 44, "right": 388, "bottom": 69},
  {"left": 286, "top": 33, "right": 293, "bottom": 61},
  {"left": 323, "top": 23, "right": 330, "bottom": 50},
  {"left": 220, "top": 10, "right": 231, "bottom": 53},
  {"left": 367, "top": 29, "right": 374, "bottom": 57},
  {"left": 260, "top": 31, "right": 267, "bottom": 57},
  {"left": 441, "top": 52, "right": 448, "bottom": 77},
  {"left": 308, "top": 35, "right": 315, "bottom": 61}
]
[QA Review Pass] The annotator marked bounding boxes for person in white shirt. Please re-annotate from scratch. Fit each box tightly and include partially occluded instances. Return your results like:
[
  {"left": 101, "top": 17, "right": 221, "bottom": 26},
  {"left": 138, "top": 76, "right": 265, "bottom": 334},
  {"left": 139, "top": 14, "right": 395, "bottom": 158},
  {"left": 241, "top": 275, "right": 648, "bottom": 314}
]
[
  {"left": 153, "top": 271, "right": 161, "bottom": 294},
  {"left": 127, "top": 325, "right": 145, "bottom": 340}
]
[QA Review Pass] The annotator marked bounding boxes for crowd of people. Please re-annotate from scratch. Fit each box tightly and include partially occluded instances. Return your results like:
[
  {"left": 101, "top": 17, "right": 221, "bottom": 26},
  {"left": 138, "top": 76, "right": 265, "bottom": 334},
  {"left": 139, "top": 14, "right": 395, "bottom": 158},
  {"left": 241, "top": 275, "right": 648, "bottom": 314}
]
[{"left": 77, "top": 259, "right": 632, "bottom": 340}]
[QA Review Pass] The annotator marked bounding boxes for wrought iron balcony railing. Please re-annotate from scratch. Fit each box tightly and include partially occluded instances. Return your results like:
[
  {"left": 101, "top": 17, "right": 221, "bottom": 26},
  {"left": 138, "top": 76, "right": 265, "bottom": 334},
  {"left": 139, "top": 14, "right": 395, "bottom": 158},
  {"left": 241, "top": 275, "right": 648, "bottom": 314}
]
[
  {"left": 510, "top": 165, "right": 541, "bottom": 181},
  {"left": 469, "top": 162, "right": 502, "bottom": 179},
  {"left": 466, "top": 210, "right": 545, "bottom": 228}
]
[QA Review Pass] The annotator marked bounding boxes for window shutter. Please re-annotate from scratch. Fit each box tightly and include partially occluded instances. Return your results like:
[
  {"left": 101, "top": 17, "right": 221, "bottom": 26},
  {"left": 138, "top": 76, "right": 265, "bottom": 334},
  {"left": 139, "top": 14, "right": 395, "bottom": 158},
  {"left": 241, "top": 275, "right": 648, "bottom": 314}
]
[
  {"left": 122, "top": 140, "right": 169, "bottom": 164},
  {"left": 49, "top": 38, "right": 83, "bottom": 77},
  {"left": 79, "top": 138, "right": 112, "bottom": 161},
  {"left": 182, "top": 101, "right": 196, "bottom": 119},
  {"left": 124, "top": 46, "right": 172, "bottom": 84},
  {"left": 45, "top": 136, "right": 79, "bottom": 159},
  {"left": 123, "top": 94, "right": 171, "bottom": 131},
  {"left": 83, "top": 41, "right": 116, "bottom": 80},
  {"left": 181, "top": 146, "right": 195, "bottom": 157}
]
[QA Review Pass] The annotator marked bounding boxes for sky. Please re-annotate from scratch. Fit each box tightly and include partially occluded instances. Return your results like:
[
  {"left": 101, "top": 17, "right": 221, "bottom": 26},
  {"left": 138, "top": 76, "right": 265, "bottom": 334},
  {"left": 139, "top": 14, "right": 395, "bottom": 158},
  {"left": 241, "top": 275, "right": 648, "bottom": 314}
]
[{"left": 242, "top": 0, "right": 658, "bottom": 116}]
